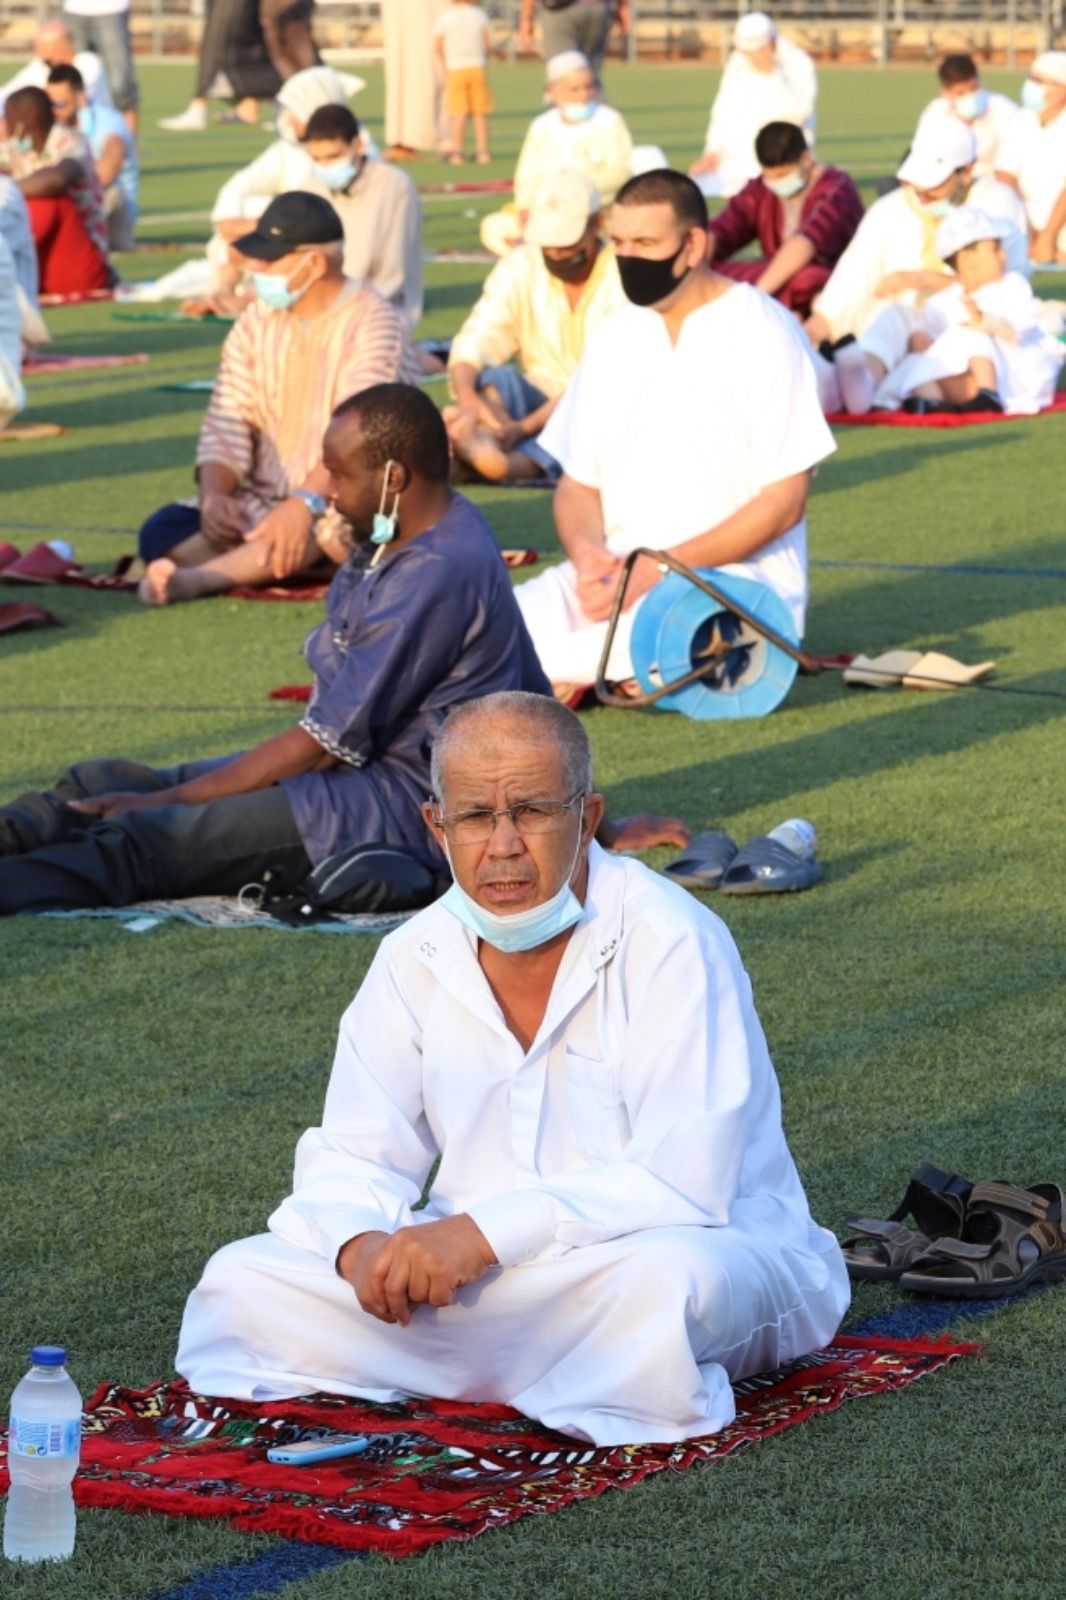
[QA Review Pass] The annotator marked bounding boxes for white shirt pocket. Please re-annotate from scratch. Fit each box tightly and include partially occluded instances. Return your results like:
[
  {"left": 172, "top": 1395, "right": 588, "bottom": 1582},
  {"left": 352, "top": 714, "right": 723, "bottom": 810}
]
[{"left": 564, "top": 1046, "right": 627, "bottom": 1162}]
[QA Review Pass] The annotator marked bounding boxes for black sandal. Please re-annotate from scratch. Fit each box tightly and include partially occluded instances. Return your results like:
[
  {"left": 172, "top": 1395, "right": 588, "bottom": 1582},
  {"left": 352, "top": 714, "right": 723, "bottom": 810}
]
[
  {"left": 899, "top": 1181, "right": 1066, "bottom": 1299},
  {"left": 841, "top": 1162, "right": 972, "bottom": 1282}
]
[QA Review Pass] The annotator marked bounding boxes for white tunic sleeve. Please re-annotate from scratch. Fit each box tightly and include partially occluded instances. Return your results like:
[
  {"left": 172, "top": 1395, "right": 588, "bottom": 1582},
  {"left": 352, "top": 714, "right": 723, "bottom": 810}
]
[
  {"left": 267, "top": 949, "right": 439, "bottom": 1264},
  {"left": 467, "top": 914, "right": 784, "bottom": 1266}
]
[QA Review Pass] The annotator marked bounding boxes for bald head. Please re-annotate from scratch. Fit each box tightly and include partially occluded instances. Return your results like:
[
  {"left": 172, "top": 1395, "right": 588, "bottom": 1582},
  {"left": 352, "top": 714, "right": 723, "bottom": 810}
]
[
  {"left": 36, "top": 20, "right": 75, "bottom": 65},
  {"left": 431, "top": 693, "right": 592, "bottom": 804}
]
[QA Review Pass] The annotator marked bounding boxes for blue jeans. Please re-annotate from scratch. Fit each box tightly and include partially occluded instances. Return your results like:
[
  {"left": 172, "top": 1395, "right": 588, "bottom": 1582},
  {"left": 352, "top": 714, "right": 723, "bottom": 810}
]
[
  {"left": 65, "top": 9, "right": 140, "bottom": 110},
  {"left": 138, "top": 501, "right": 201, "bottom": 562},
  {"left": 478, "top": 365, "right": 561, "bottom": 479}
]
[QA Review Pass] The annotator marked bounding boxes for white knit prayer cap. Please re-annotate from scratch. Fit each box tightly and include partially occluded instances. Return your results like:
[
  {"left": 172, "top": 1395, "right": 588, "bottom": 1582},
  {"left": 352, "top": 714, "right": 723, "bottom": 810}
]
[
  {"left": 546, "top": 51, "right": 591, "bottom": 85},
  {"left": 1030, "top": 51, "right": 1066, "bottom": 87},
  {"left": 734, "top": 13, "right": 776, "bottom": 51},
  {"left": 276, "top": 66, "right": 364, "bottom": 125}
]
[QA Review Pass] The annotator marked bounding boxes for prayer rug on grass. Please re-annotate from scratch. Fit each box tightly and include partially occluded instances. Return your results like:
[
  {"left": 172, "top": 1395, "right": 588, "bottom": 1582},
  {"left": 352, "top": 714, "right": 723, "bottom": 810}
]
[
  {"left": 23, "top": 351, "right": 149, "bottom": 375},
  {"left": 0, "top": 1336, "right": 977, "bottom": 1557},
  {"left": 826, "top": 393, "right": 1066, "bottom": 428},
  {"left": 41, "top": 899, "right": 410, "bottom": 934}
]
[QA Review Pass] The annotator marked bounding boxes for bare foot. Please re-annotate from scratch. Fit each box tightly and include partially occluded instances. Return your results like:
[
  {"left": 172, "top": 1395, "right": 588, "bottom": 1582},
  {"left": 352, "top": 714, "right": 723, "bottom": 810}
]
[
  {"left": 449, "top": 412, "right": 509, "bottom": 480},
  {"left": 138, "top": 558, "right": 206, "bottom": 606}
]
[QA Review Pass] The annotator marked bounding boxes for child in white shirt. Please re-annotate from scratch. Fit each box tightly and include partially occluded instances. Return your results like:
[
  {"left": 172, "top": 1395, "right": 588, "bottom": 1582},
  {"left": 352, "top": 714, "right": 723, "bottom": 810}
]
[
  {"left": 834, "top": 206, "right": 1064, "bottom": 415},
  {"left": 435, "top": 1, "right": 493, "bottom": 165}
]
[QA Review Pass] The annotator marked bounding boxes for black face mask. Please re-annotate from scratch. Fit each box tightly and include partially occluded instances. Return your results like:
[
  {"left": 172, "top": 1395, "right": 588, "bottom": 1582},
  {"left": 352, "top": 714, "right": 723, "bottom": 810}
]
[
  {"left": 616, "top": 239, "right": 690, "bottom": 307},
  {"left": 543, "top": 243, "right": 594, "bottom": 283}
]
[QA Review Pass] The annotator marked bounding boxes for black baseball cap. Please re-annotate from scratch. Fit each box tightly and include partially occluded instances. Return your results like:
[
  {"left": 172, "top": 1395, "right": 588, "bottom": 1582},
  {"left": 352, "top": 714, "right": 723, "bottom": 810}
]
[{"left": 233, "top": 191, "right": 344, "bottom": 262}]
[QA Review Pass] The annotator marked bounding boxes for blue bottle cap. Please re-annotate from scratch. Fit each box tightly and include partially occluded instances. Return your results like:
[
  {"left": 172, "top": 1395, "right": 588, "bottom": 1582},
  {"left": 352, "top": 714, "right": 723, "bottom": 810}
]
[{"left": 30, "top": 1345, "right": 67, "bottom": 1367}]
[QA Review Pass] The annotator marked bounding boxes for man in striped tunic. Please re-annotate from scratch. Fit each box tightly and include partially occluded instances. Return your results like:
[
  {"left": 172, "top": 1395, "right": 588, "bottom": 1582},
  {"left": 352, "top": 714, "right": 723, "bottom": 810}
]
[{"left": 136, "top": 191, "right": 422, "bottom": 605}]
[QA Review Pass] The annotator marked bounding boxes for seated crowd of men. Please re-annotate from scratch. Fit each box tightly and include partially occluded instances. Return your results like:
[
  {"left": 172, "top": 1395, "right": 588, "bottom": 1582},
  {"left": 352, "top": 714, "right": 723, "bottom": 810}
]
[{"left": 1, "top": 12, "right": 1065, "bottom": 1446}]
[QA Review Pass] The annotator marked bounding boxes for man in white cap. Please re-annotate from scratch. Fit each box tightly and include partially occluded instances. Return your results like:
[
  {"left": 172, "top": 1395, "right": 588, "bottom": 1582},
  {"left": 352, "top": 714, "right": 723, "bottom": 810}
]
[
  {"left": 690, "top": 12, "right": 816, "bottom": 199},
  {"left": 515, "top": 169, "right": 834, "bottom": 698},
  {"left": 518, "top": 1, "right": 628, "bottom": 78},
  {"left": 832, "top": 206, "right": 1062, "bottom": 416},
  {"left": 806, "top": 118, "right": 1028, "bottom": 350},
  {"left": 446, "top": 169, "right": 624, "bottom": 483},
  {"left": 481, "top": 51, "right": 633, "bottom": 256},
  {"left": 995, "top": 51, "right": 1066, "bottom": 263},
  {"left": 913, "top": 53, "right": 1019, "bottom": 180}
]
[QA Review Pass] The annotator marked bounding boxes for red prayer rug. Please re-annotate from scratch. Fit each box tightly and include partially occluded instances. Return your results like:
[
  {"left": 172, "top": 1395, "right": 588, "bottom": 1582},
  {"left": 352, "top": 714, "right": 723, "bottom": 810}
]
[
  {"left": 0, "top": 1336, "right": 977, "bottom": 1557},
  {"left": 23, "top": 351, "right": 149, "bottom": 375},
  {"left": 826, "top": 393, "right": 1066, "bottom": 428}
]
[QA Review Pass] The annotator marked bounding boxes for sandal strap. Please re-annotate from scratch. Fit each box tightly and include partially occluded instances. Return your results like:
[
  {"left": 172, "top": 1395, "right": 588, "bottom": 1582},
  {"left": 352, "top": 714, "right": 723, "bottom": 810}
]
[
  {"left": 967, "top": 1181, "right": 1051, "bottom": 1221},
  {"left": 844, "top": 1217, "right": 924, "bottom": 1246},
  {"left": 912, "top": 1236, "right": 995, "bottom": 1266}
]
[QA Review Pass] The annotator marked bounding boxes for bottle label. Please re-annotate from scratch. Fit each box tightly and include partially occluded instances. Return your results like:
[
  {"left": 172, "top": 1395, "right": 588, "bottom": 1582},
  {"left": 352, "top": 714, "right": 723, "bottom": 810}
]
[{"left": 8, "top": 1414, "right": 81, "bottom": 1458}]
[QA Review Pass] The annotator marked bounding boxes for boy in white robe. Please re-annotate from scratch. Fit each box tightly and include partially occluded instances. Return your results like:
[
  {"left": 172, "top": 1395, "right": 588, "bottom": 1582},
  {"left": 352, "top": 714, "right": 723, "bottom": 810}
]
[
  {"left": 833, "top": 207, "right": 1064, "bottom": 416},
  {"left": 690, "top": 12, "right": 816, "bottom": 200},
  {"left": 176, "top": 692, "right": 849, "bottom": 1447}
]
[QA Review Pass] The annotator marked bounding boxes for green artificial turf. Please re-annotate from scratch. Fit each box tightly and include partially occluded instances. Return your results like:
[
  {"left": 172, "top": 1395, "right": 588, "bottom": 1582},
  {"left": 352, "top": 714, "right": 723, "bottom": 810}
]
[{"left": 2, "top": 59, "right": 1066, "bottom": 1600}]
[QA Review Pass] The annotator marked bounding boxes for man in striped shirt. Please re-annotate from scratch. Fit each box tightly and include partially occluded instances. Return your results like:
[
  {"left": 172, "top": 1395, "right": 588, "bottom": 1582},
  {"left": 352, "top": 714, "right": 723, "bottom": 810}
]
[{"left": 137, "top": 192, "right": 422, "bottom": 606}]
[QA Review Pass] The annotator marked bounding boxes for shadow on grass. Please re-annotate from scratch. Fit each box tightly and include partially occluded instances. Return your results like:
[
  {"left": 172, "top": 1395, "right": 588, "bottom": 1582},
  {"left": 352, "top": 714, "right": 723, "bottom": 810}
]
[{"left": 599, "top": 669, "right": 1066, "bottom": 823}]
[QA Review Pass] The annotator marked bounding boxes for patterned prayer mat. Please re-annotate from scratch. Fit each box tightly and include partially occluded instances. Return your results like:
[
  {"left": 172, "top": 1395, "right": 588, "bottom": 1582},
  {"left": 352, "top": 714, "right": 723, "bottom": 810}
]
[{"left": 0, "top": 1337, "right": 977, "bottom": 1558}]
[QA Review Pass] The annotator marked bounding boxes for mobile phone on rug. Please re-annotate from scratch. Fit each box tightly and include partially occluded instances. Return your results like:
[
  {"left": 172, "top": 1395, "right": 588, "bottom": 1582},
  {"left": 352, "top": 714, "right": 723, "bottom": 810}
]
[{"left": 267, "top": 1433, "right": 371, "bottom": 1465}]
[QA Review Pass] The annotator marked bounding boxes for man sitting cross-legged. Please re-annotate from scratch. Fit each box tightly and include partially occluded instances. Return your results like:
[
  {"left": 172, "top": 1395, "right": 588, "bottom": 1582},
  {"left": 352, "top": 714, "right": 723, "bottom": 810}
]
[
  {"left": 176, "top": 690, "right": 849, "bottom": 1445},
  {"left": 0, "top": 389, "right": 686, "bottom": 915},
  {"left": 707, "top": 121, "right": 863, "bottom": 320},
  {"left": 136, "top": 191, "right": 421, "bottom": 606},
  {"left": 445, "top": 168, "right": 625, "bottom": 484}
]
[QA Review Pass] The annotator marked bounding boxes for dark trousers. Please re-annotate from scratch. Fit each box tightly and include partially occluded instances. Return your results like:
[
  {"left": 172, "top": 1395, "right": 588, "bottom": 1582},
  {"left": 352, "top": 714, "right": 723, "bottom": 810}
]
[
  {"left": 138, "top": 502, "right": 201, "bottom": 562},
  {"left": 0, "top": 757, "right": 311, "bottom": 915}
]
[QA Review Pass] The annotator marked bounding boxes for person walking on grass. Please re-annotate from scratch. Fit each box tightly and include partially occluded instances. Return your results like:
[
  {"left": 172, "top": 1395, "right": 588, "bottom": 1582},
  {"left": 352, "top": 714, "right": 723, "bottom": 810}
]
[{"left": 435, "top": 0, "right": 493, "bottom": 165}]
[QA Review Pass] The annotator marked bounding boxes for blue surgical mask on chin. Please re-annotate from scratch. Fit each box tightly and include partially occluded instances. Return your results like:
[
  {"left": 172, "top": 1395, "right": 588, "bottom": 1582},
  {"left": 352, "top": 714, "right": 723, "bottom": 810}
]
[
  {"left": 1022, "top": 79, "right": 1047, "bottom": 115},
  {"left": 561, "top": 100, "right": 598, "bottom": 124},
  {"left": 313, "top": 158, "right": 358, "bottom": 192},
  {"left": 251, "top": 260, "right": 312, "bottom": 311},
  {"left": 917, "top": 195, "right": 954, "bottom": 218},
  {"left": 440, "top": 804, "right": 586, "bottom": 954}
]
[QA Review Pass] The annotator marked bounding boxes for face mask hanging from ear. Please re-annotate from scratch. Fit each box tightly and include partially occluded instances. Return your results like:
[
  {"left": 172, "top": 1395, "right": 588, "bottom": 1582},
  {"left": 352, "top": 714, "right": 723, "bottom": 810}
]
[{"left": 369, "top": 458, "right": 400, "bottom": 565}]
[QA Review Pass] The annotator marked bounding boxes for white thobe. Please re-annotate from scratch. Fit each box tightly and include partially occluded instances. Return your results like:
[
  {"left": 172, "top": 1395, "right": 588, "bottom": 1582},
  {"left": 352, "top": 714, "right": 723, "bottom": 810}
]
[
  {"left": 0, "top": 234, "right": 26, "bottom": 428},
  {"left": 516, "top": 284, "right": 835, "bottom": 684},
  {"left": 0, "top": 50, "right": 112, "bottom": 116},
  {"left": 913, "top": 93, "right": 1020, "bottom": 179},
  {"left": 702, "top": 39, "right": 817, "bottom": 199},
  {"left": 995, "top": 106, "right": 1066, "bottom": 240},
  {"left": 383, "top": 0, "right": 449, "bottom": 152},
  {"left": 813, "top": 179, "right": 1030, "bottom": 343},
  {"left": 863, "top": 273, "right": 1064, "bottom": 415},
  {"left": 177, "top": 846, "right": 849, "bottom": 1446}
]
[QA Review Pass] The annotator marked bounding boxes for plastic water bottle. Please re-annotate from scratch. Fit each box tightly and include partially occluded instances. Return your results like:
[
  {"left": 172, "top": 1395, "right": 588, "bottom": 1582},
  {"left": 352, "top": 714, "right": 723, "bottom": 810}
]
[
  {"left": 767, "top": 818, "right": 817, "bottom": 859},
  {"left": 3, "top": 1346, "right": 82, "bottom": 1564}
]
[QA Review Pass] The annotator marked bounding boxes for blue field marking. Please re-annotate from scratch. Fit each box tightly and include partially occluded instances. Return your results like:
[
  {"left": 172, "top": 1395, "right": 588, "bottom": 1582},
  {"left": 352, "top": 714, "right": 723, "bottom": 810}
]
[
  {"left": 812, "top": 557, "right": 1066, "bottom": 581},
  {"left": 851, "top": 1286, "right": 1042, "bottom": 1340},
  {"left": 151, "top": 1540, "right": 359, "bottom": 1600}
]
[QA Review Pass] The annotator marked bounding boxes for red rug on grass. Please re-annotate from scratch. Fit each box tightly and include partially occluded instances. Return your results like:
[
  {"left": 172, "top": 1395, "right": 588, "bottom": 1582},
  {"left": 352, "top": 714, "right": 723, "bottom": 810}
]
[
  {"left": 23, "top": 351, "right": 149, "bottom": 375},
  {"left": 826, "top": 393, "right": 1066, "bottom": 428},
  {"left": 0, "top": 1336, "right": 977, "bottom": 1557}
]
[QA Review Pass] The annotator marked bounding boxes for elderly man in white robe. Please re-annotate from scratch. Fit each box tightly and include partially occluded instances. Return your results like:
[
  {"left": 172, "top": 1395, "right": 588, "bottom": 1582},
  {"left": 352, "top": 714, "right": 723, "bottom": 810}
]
[
  {"left": 177, "top": 691, "right": 849, "bottom": 1445},
  {"left": 806, "top": 119, "right": 1029, "bottom": 356},
  {"left": 690, "top": 12, "right": 816, "bottom": 200}
]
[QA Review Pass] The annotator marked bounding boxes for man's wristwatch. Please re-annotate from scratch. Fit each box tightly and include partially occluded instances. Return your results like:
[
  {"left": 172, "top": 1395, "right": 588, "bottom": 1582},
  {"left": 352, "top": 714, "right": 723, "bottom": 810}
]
[{"left": 291, "top": 490, "right": 328, "bottom": 520}]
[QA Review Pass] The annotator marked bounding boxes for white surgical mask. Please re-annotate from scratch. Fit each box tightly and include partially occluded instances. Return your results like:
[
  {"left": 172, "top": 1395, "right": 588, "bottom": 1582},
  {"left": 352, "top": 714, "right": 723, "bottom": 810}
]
[
  {"left": 917, "top": 196, "right": 954, "bottom": 218},
  {"left": 765, "top": 169, "right": 806, "bottom": 199},
  {"left": 440, "top": 802, "right": 586, "bottom": 954},
  {"left": 953, "top": 88, "right": 989, "bottom": 121},
  {"left": 1021, "top": 79, "right": 1047, "bottom": 115}
]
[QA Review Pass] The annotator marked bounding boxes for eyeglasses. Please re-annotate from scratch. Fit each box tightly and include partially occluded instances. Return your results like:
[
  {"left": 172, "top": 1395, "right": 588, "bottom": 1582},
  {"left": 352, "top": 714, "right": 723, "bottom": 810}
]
[{"left": 433, "top": 794, "right": 585, "bottom": 844}]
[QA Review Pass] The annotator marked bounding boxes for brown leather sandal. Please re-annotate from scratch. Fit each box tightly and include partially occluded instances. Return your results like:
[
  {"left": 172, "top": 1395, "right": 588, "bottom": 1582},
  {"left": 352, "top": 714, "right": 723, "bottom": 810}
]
[
  {"left": 840, "top": 1162, "right": 972, "bottom": 1282},
  {"left": 899, "top": 1181, "right": 1066, "bottom": 1299}
]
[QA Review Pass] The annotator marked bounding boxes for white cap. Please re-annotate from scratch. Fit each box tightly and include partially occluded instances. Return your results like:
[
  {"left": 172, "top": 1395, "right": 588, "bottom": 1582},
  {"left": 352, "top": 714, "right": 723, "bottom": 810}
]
[
  {"left": 1030, "top": 50, "right": 1066, "bottom": 87},
  {"left": 897, "top": 120, "right": 977, "bottom": 188},
  {"left": 525, "top": 170, "right": 600, "bottom": 248},
  {"left": 546, "top": 50, "right": 590, "bottom": 85},
  {"left": 734, "top": 12, "right": 775, "bottom": 51},
  {"left": 934, "top": 205, "right": 1012, "bottom": 260}
]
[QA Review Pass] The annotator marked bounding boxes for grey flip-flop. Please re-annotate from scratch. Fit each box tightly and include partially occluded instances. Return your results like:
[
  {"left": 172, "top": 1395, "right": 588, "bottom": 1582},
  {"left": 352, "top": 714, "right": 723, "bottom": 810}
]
[
  {"left": 719, "top": 835, "right": 822, "bottom": 895},
  {"left": 661, "top": 830, "right": 738, "bottom": 891}
]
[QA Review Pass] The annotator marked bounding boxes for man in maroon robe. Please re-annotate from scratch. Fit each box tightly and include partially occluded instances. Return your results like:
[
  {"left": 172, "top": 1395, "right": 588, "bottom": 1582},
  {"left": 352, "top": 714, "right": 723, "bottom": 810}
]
[{"left": 707, "top": 121, "right": 864, "bottom": 318}]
